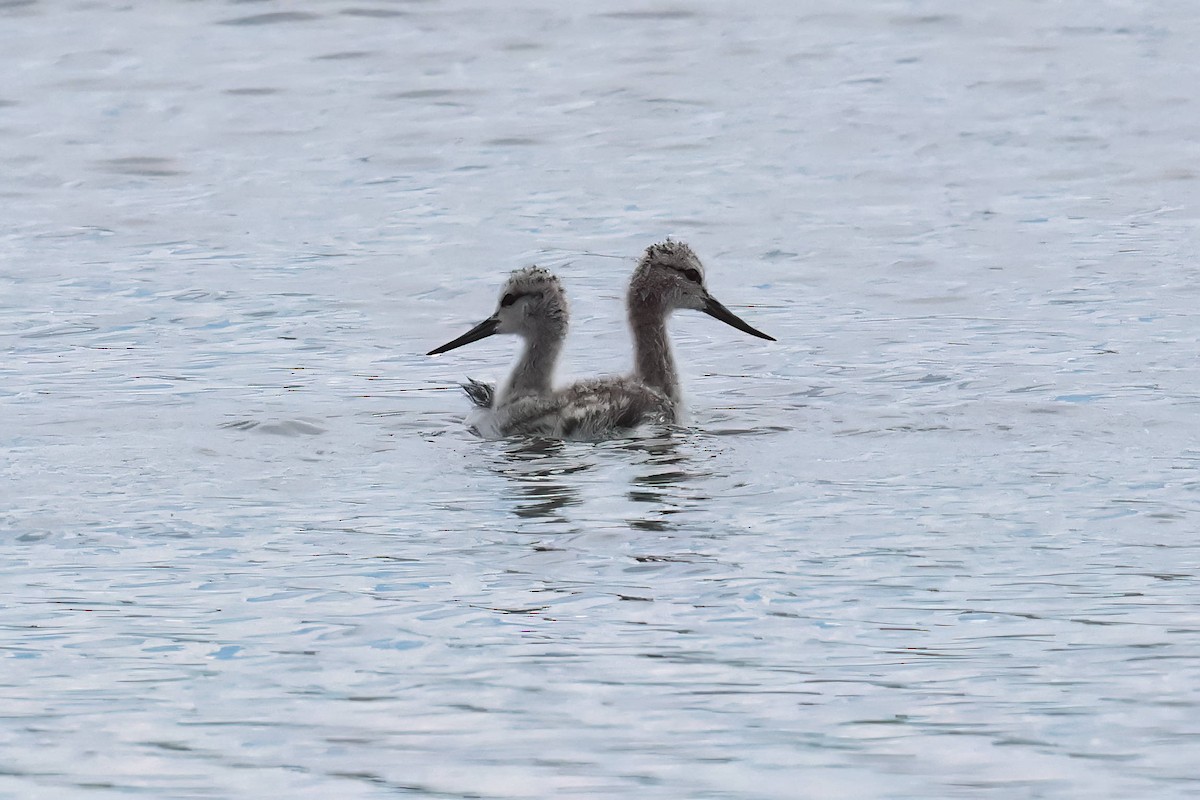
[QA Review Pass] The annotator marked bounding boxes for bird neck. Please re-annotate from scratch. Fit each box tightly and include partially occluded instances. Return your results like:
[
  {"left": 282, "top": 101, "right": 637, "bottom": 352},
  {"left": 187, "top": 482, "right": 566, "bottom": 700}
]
[
  {"left": 500, "top": 332, "right": 562, "bottom": 402},
  {"left": 630, "top": 304, "right": 680, "bottom": 403}
]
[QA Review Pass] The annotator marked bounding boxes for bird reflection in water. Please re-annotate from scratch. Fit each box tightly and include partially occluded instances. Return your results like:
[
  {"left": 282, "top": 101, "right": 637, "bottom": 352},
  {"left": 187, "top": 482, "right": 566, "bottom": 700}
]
[
  {"left": 487, "top": 436, "right": 587, "bottom": 522},
  {"left": 618, "top": 433, "right": 711, "bottom": 532},
  {"left": 481, "top": 430, "right": 713, "bottom": 533}
]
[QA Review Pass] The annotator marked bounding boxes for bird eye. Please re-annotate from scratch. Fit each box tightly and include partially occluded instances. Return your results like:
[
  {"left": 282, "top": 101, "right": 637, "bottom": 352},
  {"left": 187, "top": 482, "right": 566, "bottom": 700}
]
[
  {"left": 500, "top": 293, "right": 517, "bottom": 307},
  {"left": 682, "top": 268, "right": 702, "bottom": 283}
]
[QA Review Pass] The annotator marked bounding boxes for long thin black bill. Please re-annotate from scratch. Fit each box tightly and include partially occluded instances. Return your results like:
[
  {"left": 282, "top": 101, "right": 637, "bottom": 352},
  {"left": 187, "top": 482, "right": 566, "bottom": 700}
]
[
  {"left": 702, "top": 296, "right": 776, "bottom": 341},
  {"left": 426, "top": 317, "right": 500, "bottom": 355}
]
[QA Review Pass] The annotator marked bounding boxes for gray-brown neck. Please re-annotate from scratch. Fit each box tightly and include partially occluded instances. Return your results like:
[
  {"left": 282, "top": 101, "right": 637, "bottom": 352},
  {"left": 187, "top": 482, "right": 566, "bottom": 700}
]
[
  {"left": 630, "top": 296, "right": 680, "bottom": 404},
  {"left": 499, "top": 330, "right": 563, "bottom": 403}
]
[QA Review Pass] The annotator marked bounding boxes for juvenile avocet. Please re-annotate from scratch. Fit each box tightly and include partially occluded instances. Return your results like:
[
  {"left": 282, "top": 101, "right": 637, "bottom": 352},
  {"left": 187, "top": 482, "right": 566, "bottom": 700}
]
[
  {"left": 428, "top": 266, "right": 566, "bottom": 401},
  {"left": 427, "top": 266, "right": 671, "bottom": 439},
  {"left": 626, "top": 240, "right": 774, "bottom": 410},
  {"left": 428, "top": 242, "right": 774, "bottom": 439}
]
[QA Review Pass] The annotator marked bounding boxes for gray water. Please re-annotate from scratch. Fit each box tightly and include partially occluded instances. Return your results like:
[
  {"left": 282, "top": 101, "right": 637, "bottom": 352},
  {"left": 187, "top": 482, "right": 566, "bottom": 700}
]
[{"left": 3, "top": 1, "right": 1200, "bottom": 797}]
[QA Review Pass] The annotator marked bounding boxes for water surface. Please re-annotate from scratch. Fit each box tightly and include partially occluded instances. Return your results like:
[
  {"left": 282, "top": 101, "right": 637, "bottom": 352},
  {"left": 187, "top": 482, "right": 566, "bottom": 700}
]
[{"left": 3, "top": 1, "right": 1200, "bottom": 798}]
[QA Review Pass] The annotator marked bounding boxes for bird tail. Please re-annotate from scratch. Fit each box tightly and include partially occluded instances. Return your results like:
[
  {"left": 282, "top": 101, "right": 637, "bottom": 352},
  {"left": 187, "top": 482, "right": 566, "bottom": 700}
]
[{"left": 462, "top": 378, "right": 495, "bottom": 409}]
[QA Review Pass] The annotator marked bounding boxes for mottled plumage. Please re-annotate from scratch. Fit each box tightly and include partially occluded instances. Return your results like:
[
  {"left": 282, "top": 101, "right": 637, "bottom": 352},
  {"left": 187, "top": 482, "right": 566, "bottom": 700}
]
[
  {"left": 427, "top": 241, "right": 774, "bottom": 440},
  {"left": 472, "top": 376, "right": 672, "bottom": 440},
  {"left": 428, "top": 266, "right": 670, "bottom": 439}
]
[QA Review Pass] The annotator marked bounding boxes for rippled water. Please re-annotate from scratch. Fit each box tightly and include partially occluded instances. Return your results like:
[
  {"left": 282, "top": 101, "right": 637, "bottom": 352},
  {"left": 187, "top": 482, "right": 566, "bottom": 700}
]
[{"left": 4, "top": 1, "right": 1200, "bottom": 797}]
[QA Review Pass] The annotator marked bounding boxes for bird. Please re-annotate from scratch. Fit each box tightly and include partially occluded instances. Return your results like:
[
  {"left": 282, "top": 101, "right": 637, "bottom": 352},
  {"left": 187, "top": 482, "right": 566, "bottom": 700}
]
[
  {"left": 427, "top": 265, "right": 567, "bottom": 403},
  {"left": 427, "top": 266, "right": 672, "bottom": 439},
  {"left": 426, "top": 241, "right": 774, "bottom": 439},
  {"left": 624, "top": 239, "right": 775, "bottom": 410}
]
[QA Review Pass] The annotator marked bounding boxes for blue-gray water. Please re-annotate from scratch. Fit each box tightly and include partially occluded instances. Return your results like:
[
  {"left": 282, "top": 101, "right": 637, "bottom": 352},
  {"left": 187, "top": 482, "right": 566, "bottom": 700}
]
[{"left": 3, "top": 2, "right": 1199, "bottom": 798}]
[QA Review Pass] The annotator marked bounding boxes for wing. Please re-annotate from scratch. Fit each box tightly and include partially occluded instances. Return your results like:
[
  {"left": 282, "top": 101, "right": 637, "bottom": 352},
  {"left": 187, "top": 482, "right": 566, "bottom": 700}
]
[{"left": 553, "top": 378, "right": 675, "bottom": 440}]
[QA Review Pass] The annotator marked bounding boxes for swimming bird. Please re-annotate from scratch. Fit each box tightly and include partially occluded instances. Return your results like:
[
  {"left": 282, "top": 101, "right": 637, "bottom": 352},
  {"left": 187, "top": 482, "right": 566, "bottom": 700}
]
[
  {"left": 427, "top": 265, "right": 567, "bottom": 408},
  {"left": 626, "top": 240, "right": 775, "bottom": 410},
  {"left": 427, "top": 266, "right": 672, "bottom": 439},
  {"left": 427, "top": 241, "right": 774, "bottom": 439}
]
